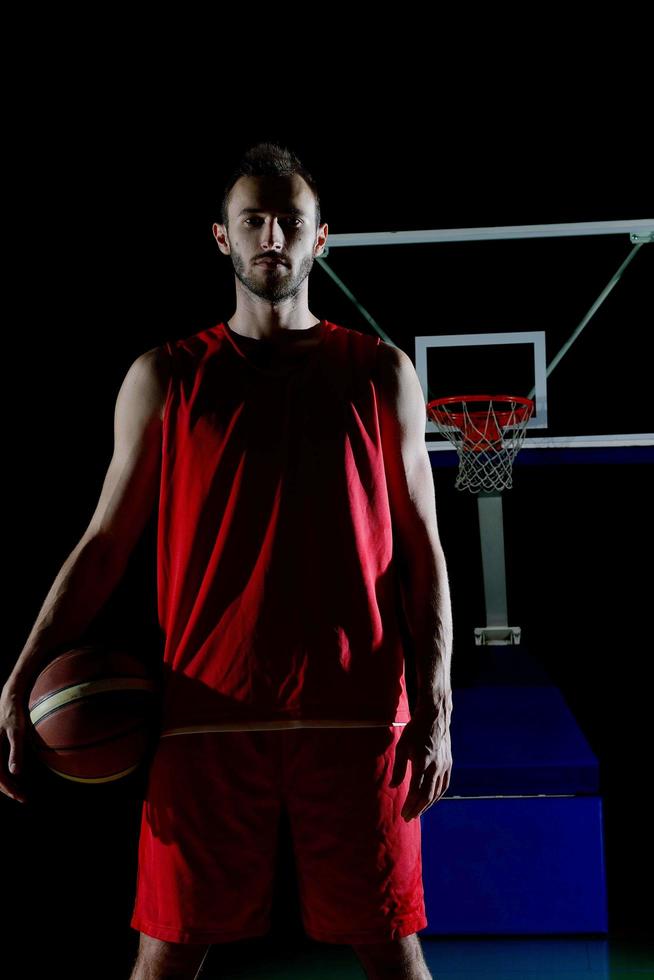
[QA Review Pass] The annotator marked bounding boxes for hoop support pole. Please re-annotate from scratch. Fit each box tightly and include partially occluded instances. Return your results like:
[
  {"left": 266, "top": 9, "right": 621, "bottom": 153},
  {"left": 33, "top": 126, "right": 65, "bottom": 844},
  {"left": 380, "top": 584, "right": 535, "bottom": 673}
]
[{"left": 475, "top": 491, "right": 522, "bottom": 646}]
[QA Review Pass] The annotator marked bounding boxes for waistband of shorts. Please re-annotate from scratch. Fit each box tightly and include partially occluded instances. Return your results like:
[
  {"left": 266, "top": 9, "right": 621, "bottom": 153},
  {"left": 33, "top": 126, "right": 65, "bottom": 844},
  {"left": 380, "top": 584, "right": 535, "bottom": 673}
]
[{"left": 159, "top": 719, "right": 408, "bottom": 737}]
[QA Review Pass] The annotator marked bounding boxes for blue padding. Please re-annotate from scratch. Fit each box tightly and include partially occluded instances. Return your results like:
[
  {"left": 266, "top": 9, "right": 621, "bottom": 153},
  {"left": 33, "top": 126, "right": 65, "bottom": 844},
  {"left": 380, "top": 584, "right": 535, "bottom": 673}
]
[
  {"left": 426, "top": 449, "right": 459, "bottom": 467},
  {"left": 428, "top": 445, "right": 654, "bottom": 466},
  {"left": 447, "top": 685, "right": 599, "bottom": 795},
  {"left": 419, "top": 796, "right": 609, "bottom": 935},
  {"left": 515, "top": 446, "right": 654, "bottom": 465}
]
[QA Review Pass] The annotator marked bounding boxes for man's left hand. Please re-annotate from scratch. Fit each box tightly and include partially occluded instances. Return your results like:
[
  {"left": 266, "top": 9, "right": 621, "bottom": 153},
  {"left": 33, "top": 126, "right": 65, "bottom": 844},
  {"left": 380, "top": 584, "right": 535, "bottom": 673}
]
[{"left": 389, "top": 705, "right": 453, "bottom": 821}]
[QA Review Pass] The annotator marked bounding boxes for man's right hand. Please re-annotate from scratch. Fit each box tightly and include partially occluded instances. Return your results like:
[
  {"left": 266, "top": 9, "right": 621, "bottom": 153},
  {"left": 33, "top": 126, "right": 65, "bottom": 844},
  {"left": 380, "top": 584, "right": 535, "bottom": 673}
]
[{"left": 0, "top": 683, "right": 29, "bottom": 804}]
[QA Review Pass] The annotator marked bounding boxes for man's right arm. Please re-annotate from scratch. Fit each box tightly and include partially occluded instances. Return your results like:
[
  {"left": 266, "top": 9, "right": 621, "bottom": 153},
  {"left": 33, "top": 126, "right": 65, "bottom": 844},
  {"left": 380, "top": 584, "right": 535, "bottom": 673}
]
[{"left": 5, "top": 343, "right": 172, "bottom": 700}]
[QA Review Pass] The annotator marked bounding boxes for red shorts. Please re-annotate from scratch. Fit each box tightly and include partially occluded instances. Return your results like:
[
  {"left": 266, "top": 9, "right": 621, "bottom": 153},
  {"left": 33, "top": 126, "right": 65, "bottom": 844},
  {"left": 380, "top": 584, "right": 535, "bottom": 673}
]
[{"left": 130, "top": 724, "right": 427, "bottom": 944}]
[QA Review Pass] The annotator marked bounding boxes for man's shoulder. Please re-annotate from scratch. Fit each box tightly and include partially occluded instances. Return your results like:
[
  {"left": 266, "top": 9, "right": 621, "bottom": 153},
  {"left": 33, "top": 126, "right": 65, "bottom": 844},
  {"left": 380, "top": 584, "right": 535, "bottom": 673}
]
[
  {"left": 371, "top": 338, "right": 409, "bottom": 382},
  {"left": 327, "top": 320, "right": 385, "bottom": 355},
  {"left": 126, "top": 346, "right": 173, "bottom": 422},
  {"left": 164, "top": 322, "right": 221, "bottom": 353}
]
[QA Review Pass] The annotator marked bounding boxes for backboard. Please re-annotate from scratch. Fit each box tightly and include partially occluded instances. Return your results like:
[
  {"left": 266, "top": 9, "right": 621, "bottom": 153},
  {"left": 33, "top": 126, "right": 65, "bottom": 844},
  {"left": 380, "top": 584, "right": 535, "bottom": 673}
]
[{"left": 318, "top": 219, "right": 652, "bottom": 466}]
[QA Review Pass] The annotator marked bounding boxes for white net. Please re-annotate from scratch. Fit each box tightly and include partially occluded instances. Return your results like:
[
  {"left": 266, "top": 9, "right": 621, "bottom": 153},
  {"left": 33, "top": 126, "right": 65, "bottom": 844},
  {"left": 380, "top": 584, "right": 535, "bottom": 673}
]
[{"left": 427, "top": 395, "right": 534, "bottom": 492}]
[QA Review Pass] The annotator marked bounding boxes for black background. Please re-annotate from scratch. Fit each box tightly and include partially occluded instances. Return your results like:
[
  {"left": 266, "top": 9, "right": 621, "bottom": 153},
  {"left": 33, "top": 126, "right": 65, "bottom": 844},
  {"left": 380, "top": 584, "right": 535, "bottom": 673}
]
[{"left": 2, "top": 61, "right": 651, "bottom": 979}]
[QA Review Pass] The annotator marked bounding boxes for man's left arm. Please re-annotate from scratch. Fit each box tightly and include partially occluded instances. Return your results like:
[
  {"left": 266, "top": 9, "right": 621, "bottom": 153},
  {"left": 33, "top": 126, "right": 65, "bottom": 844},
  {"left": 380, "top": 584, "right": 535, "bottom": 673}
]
[{"left": 375, "top": 340, "right": 454, "bottom": 818}]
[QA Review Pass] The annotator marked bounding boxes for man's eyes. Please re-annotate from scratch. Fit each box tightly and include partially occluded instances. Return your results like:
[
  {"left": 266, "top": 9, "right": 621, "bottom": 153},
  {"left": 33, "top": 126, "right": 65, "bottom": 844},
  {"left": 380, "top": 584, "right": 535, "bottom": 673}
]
[{"left": 244, "top": 217, "right": 301, "bottom": 226}]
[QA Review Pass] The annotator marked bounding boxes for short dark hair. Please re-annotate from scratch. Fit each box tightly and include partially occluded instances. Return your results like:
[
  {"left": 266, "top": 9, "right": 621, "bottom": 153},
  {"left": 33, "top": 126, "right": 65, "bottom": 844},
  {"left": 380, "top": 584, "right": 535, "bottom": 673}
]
[{"left": 219, "top": 141, "right": 321, "bottom": 231}]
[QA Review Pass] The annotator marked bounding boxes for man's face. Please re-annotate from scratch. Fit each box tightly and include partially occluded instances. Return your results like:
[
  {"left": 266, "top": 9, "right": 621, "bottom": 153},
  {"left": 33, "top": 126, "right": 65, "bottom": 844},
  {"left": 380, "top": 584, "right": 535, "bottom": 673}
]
[{"left": 213, "top": 174, "right": 327, "bottom": 303}]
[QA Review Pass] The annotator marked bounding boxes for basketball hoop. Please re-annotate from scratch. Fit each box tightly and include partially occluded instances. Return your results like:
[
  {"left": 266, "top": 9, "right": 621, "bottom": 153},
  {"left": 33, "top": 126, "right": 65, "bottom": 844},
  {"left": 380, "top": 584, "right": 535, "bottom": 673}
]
[{"left": 427, "top": 394, "right": 535, "bottom": 492}]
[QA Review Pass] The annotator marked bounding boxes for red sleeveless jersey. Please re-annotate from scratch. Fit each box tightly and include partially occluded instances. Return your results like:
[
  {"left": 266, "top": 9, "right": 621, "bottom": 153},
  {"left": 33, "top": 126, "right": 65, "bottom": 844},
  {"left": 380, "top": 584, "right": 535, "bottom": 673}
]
[{"left": 156, "top": 319, "right": 411, "bottom": 734}]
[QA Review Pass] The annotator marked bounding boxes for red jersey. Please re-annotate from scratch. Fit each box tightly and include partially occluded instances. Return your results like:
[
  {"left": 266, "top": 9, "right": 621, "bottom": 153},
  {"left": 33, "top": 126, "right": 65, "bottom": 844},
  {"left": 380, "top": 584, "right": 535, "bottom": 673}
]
[{"left": 156, "top": 319, "right": 411, "bottom": 735}]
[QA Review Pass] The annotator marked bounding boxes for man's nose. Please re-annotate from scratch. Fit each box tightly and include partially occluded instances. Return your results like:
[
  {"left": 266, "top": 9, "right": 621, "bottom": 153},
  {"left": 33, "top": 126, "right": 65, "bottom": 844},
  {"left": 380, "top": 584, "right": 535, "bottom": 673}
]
[{"left": 260, "top": 218, "right": 285, "bottom": 251}]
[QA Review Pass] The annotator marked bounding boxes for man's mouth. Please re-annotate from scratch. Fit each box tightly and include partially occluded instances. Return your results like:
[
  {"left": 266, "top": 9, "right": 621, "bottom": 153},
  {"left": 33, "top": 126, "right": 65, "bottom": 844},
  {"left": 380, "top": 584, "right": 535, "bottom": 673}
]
[{"left": 256, "top": 258, "right": 286, "bottom": 266}]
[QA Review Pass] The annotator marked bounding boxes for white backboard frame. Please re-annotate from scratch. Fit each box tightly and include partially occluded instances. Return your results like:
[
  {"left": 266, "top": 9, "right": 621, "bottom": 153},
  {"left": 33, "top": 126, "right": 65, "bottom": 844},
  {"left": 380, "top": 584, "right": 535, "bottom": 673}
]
[{"left": 415, "top": 330, "right": 549, "bottom": 438}]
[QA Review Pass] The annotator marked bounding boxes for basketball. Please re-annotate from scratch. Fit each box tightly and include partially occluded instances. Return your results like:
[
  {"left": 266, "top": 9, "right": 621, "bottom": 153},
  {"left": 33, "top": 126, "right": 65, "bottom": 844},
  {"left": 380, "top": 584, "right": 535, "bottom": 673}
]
[{"left": 27, "top": 644, "right": 161, "bottom": 784}]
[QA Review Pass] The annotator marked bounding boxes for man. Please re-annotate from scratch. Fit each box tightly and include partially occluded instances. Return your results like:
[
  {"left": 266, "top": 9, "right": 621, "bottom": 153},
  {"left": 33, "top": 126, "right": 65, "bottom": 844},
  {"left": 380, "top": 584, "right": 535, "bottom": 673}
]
[{"left": 1, "top": 142, "right": 453, "bottom": 979}]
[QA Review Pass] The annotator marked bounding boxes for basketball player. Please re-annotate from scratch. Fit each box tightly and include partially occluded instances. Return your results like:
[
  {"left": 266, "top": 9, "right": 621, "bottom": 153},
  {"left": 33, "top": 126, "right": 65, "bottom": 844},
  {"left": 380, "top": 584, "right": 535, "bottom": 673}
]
[{"left": 1, "top": 142, "right": 453, "bottom": 980}]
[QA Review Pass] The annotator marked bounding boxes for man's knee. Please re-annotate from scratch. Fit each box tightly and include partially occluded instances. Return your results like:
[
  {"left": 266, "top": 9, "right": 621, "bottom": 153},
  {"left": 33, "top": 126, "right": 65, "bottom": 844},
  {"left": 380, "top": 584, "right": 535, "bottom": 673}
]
[{"left": 130, "top": 932, "right": 211, "bottom": 980}]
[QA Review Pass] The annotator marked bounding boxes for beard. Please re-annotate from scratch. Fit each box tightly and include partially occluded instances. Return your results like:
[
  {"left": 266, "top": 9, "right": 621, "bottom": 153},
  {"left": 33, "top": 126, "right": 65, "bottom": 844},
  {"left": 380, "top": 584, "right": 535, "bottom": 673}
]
[{"left": 229, "top": 247, "right": 315, "bottom": 303}]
